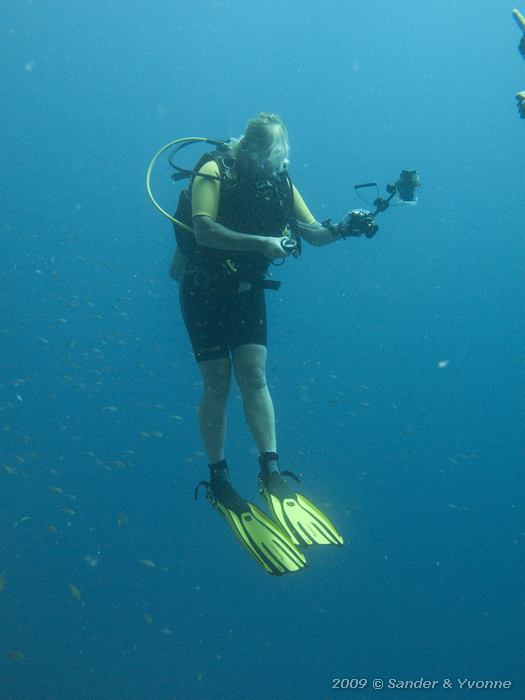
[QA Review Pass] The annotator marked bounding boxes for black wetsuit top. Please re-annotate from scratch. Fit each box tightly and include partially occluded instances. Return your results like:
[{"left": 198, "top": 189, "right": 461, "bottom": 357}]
[{"left": 179, "top": 155, "right": 294, "bottom": 362}]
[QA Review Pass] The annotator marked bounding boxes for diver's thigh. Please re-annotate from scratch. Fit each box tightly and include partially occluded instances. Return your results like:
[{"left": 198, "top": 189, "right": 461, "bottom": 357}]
[{"left": 232, "top": 344, "right": 267, "bottom": 372}]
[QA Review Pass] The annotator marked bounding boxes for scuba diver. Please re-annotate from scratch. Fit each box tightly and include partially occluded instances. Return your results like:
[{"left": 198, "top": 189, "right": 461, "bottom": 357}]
[
  {"left": 183, "top": 113, "right": 352, "bottom": 575},
  {"left": 147, "top": 112, "right": 418, "bottom": 575},
  {"left": 513, "top": 8, "right": 525, "bottom": 118}
]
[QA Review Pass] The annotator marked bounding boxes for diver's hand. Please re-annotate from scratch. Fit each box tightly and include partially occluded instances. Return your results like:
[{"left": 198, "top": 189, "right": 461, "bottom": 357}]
[
  {"left": 516, "top": 91, "right": 525, "bottom": 118},
  {"left": 341, "top": 209, "right": 379, "bottom": 239},
  {"left": 262, "top": 237, "right": 290, "bottom": 260}
]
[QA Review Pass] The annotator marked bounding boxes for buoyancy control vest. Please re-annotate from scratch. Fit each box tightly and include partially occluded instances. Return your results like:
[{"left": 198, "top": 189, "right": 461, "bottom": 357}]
[{"left": 173, "top": 150, "right": 297, "bottom": 282}]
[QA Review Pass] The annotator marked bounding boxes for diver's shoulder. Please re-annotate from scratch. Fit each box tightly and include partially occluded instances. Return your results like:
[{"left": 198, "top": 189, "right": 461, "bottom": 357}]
[{"left": 196, "top": 158, "right": 220, "bottom": 178}]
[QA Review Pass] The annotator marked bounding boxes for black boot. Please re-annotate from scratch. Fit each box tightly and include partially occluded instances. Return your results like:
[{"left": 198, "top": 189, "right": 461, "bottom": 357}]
[{"left": 258, "top": 451, "right": 300, "bottom": 499}]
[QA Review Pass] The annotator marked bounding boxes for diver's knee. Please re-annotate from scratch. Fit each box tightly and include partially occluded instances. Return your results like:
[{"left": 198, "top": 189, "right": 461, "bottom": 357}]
[
  {"left": 202, "top": 376, "right": 230, "bottom": 402},
  {"left": 200, "top": 375, "right": 230, "bottom": 405},
  {"left": 236, "top": 364, "right": 268, "bottom": 393}
]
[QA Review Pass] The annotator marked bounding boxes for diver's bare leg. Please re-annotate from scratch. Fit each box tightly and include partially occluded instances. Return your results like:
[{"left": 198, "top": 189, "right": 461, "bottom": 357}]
[
  {"left": 197, "top": 357, "right": 232, "bottom": 463},
  {"left": 233, "top": 344, "right": 276, "bottom": 453}
]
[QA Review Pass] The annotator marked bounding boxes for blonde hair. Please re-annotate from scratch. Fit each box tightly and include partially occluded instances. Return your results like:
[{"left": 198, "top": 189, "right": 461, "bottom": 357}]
[{"left": 230, "top": 112, "right": 290, "bottom": 174}]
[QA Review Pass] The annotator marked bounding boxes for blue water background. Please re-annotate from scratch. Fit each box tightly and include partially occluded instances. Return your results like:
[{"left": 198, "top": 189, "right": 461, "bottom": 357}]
[{"left": 1, "top": 1, "right": 524, "bottom": 698}]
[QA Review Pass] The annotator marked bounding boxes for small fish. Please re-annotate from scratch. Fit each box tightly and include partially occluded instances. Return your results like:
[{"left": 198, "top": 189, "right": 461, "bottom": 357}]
[
  {"left": 47, "top": 525, "right": 58, "bottom": 534},
  {"left": 49, "top": 486, "right": 63, "bottom": 494},
  {"left": 62, "top": 508, "right": 76, "bottom": 516},
  {"left": 139, "top": 560, "right": 156, "bottom": 568},
  {"left": 159, "top": 628, "right": 172, "bottom": 636},
  {"left": 143, "top": 613, "right": 154, "bottom": 625},
  {"left": 117, "top": 513, "right": 128, "bottom": 528},
  {"left": 102, "top": 406, "right": 118, "bottom": 412},
  {"left": 0, "top": 573, "right": 5, "bottom": 592},
  {"left": 67, "top": 583, "right": 82, "bottom": 601},
  {"left": 437, "top": 359, "right": 450, "bottom": 369},
  {"left": 84, "top": 555, "right": 99, "bottom": 568},
  {"left": 7, "top": 650, "right": 25, "bottom": 662}
]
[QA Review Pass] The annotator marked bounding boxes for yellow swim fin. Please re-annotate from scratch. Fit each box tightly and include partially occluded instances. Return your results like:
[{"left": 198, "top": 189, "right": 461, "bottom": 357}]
[
  {"left": 195, "top": 474, "right": 306, "bottom": 576},
  {"left": 258, "top": 453, "right": 344, "bottom": 547}
]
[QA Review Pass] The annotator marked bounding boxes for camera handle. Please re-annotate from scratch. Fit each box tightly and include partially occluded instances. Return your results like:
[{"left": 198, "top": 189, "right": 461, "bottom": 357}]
[{"left": 354, "top": 182, "right": 398, "bottom": 220}]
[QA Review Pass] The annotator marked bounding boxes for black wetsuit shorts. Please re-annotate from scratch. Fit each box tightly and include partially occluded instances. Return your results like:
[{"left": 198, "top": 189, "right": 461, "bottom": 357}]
[{"left": 180, "top": 265, "right": 267, "bottom": 363}]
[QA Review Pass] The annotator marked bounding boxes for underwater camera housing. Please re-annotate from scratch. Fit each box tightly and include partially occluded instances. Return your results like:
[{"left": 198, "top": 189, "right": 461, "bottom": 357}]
[
  {"left": 354, "top": 169, "right": 420, "bottom": 224},
  {"left": 389, "top": 169, "right": 420, "bottom": 205}
]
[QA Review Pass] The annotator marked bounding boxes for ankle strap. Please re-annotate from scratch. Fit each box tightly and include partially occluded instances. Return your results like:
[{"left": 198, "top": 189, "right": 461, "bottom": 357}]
[
  {"left": 209, "top": 459, "right": 229, "bottom": 479},
  {"left": 258, "top": 451, "right": 279, "bottom": 468}
]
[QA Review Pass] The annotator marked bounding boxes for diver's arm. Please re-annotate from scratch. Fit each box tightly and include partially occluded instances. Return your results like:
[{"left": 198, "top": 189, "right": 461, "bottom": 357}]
[
  {"left": 191, "top": 160, "right": 287, "bottom": 258},
  {"left": 291, "top": 186, "right": 340, "bottom": 246},
  {"left": 512, "top": 9, "right": 525, "bottom": 117},
  {"left": 513, "top": 8, "right": 525, "bottom": 57},
  {"left": 193, "top": 215, "right": 288, "bottom": 259},
  {"left": 298, "top": 212, "right": 378, "bottom": 242},
  {"left": 296, "top": 220, "right": 342, "bottom": 247}
]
